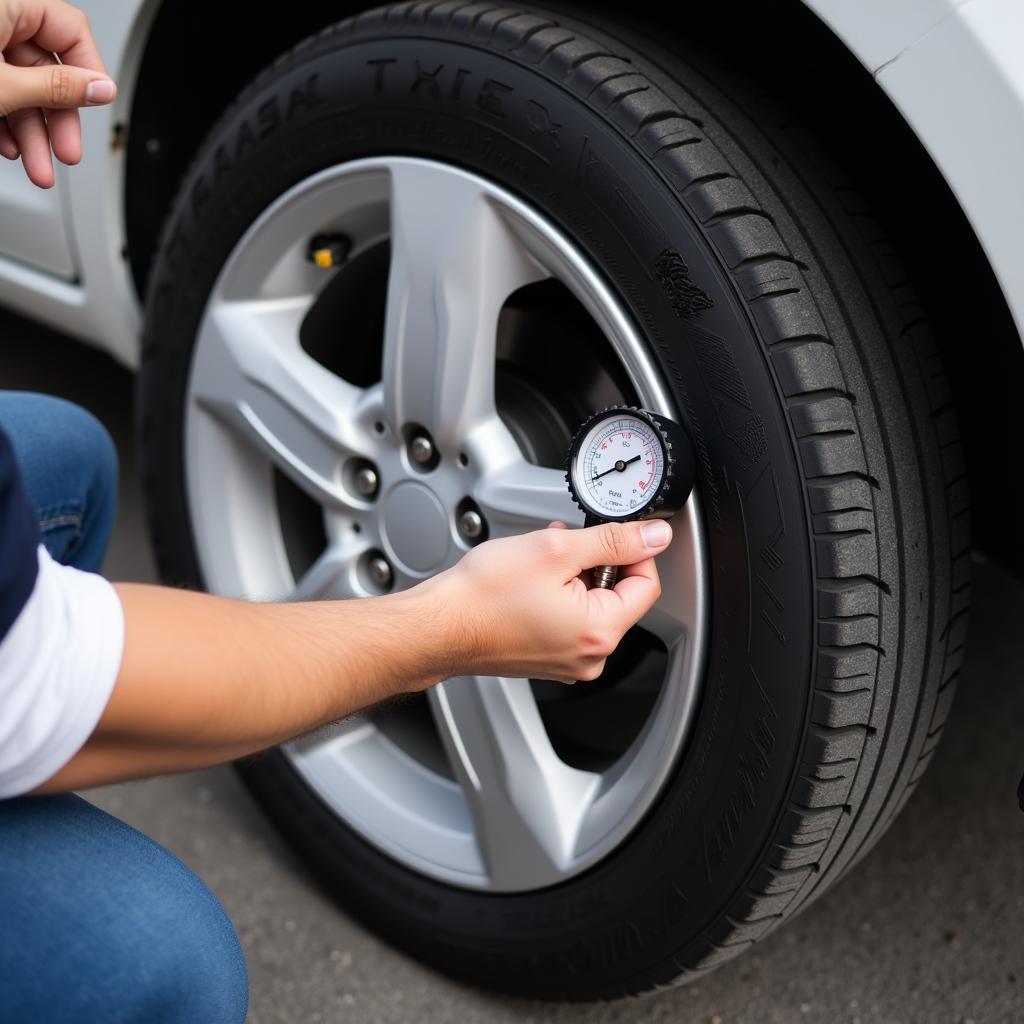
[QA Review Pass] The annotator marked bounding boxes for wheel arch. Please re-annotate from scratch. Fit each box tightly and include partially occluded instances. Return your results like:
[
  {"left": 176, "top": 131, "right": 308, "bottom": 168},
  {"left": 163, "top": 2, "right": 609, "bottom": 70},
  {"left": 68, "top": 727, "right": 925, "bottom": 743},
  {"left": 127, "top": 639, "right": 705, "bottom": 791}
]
[{"left": 124, "top": 0, "right": 1023, "bottom": 571}]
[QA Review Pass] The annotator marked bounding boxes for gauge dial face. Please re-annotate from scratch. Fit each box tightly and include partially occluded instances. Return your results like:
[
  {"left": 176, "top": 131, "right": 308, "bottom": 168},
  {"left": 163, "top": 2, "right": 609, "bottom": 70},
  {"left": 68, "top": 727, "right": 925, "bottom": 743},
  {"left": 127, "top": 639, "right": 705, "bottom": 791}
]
[{"left": 571, "top": 413, "right": 666, "bottom": 519}]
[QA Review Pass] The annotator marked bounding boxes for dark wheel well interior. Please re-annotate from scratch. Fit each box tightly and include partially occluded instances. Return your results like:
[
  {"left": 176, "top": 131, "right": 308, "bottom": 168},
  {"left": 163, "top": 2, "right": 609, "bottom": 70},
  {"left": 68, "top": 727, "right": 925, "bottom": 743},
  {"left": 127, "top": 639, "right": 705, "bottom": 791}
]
[{"left": 125, "top": 0, "right": 1023, "bottom": 572}]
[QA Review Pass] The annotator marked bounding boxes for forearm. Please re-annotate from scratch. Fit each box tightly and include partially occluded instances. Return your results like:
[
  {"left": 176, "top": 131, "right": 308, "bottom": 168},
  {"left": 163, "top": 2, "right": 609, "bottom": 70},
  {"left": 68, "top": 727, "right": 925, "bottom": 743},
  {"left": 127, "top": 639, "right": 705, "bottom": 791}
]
[
  {"left": 33, "top": 518, "right": 671, "bottom": 794},
  {"left": 38, "top": 582, "right": 454, "bottom": 792}
]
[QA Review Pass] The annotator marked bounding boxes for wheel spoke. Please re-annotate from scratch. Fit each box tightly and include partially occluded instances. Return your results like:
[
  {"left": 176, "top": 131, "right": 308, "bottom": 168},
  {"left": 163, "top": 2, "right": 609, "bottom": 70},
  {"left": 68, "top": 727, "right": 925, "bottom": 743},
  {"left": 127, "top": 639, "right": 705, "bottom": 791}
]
[
  {"left": 476, "top": 457, "right": 582, "bottom": 537},
  {"left": 639, "top": 503, "right": 703, "bottom": 647},
  {"left": 192, "top": 296, "right": 374, "bottom": 509},
  {"left": 290, "top": 537, "right": 365, "bottom": 601},
  {"left": 382, "top": 161, "right": 548, "bottom": 448},
  {"left": 428, "top": 676, "right": 599, "bottom": 887},
  {"left": 639, "top": 572, "right": 689, "bottom": 645},
  {"left": 287, "top": 714, "right": 375, "bottom": 759}
]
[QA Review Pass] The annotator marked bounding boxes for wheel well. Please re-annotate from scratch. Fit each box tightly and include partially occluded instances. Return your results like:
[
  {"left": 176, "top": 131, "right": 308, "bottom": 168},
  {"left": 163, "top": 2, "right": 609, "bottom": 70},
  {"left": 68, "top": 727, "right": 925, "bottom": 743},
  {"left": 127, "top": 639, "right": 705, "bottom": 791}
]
[
  {"left": 125, "top": 0, "right": 1023, "bottom": 571},
  {"left": 124, "top": 0, "right": 361, "bottom": 295}
]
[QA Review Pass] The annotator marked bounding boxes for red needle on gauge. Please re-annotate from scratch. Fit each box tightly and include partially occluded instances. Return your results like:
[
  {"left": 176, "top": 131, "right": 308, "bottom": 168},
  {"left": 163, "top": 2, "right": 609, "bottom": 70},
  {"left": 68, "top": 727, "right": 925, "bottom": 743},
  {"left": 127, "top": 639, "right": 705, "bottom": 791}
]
[{"left": 592, "top": 454, "right": 641, "bottom": 480}]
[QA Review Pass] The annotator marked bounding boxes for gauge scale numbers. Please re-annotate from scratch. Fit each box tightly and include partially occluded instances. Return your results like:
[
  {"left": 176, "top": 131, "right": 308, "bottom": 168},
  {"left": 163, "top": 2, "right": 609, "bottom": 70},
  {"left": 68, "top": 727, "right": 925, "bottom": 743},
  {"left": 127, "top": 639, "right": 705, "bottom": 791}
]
[{"left": 576, "top": 416, "right": 665, "bottom": 518}]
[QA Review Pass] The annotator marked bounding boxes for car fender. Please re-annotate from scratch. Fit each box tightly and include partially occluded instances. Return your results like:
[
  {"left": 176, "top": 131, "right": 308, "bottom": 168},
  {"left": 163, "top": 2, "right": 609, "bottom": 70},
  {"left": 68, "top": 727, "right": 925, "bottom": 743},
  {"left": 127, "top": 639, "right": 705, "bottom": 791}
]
[{"left": 805, "top": 0, "right": 1024, "bottom": 347}]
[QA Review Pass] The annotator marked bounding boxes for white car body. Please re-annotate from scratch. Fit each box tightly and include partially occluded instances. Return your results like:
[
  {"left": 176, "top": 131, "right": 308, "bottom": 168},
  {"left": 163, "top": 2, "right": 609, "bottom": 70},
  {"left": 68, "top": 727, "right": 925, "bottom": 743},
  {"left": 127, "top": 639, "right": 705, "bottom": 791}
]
[{"left": 0, "top": 0, "right": 1022, "bottom": 367}]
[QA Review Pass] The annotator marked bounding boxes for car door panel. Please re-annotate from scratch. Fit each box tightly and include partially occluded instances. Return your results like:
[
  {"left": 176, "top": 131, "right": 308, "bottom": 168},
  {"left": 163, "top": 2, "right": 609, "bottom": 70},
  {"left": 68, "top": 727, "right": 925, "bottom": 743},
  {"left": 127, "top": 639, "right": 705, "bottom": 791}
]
[{"left": 0, "top": 164, "right": 76, "bottom": 279}]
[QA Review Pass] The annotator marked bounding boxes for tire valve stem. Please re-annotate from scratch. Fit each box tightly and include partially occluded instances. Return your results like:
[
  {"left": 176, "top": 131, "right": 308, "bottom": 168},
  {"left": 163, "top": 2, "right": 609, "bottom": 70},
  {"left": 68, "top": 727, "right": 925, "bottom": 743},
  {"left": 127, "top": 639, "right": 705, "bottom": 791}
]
[
  {"left": 590, "top": 562, "right": 620, "bottom": 590},
  {"left": 307, "top": 233, "right": 351, "bottom": 269}
]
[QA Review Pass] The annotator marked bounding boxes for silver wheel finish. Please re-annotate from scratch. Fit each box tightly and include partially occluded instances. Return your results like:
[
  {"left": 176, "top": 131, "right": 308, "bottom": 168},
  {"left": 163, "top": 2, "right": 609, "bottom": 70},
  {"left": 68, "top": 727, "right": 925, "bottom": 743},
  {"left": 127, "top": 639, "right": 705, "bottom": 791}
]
[{"left": 185, "top": 158, "right": 708, "bottom": 892}]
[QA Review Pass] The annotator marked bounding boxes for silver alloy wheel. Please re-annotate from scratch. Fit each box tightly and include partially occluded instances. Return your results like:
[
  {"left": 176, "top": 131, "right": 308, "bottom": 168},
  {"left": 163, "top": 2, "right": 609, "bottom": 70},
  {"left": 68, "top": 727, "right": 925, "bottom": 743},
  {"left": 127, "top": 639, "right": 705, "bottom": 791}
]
[{"left": 184, "top": 157, "right": 708, "bottom": 892}]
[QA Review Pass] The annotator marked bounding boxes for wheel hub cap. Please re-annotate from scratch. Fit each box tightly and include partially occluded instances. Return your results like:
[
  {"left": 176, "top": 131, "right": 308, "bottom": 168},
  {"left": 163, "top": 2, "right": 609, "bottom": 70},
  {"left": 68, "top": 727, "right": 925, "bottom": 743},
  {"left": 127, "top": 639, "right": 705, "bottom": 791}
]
[{"left": 383, "top": 481, "right": 450, "bottom": 571}]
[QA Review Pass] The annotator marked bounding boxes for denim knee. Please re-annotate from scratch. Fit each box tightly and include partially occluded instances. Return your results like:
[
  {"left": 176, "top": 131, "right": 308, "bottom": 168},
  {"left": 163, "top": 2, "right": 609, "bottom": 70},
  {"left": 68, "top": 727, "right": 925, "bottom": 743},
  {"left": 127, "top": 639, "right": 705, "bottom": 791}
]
[
  {"left": 107, "top": 849, "right": 250, "bottom": 1024},
  {"left": 0, "top": 795, "right": 249, "bottom": 1024},
  {"left": 0, "top": 391, "right": 119, "bottom": 571}
]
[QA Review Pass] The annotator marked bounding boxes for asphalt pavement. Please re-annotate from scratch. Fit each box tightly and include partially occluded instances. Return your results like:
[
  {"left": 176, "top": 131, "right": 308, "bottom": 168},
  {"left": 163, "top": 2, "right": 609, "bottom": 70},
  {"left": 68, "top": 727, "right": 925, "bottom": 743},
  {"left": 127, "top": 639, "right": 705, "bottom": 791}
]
[{"left": 3, "top": 308, "right": 1023, "bottom": 1023}]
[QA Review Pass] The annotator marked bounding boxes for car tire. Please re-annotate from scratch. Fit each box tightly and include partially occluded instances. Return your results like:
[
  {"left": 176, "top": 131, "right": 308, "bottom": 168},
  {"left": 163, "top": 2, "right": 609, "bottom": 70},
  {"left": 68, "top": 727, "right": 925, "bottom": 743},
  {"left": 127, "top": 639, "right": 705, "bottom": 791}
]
[{"left": 139, "top": 1, "right": 970, "bottom": 999}]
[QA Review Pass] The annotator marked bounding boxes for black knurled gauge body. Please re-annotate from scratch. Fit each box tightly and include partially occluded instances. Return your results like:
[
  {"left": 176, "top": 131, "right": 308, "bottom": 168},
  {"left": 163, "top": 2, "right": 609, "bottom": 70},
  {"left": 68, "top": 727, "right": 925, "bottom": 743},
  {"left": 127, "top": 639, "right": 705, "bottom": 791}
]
[{"left": 566, "top": 406, "right": 696, "bottom": 588}]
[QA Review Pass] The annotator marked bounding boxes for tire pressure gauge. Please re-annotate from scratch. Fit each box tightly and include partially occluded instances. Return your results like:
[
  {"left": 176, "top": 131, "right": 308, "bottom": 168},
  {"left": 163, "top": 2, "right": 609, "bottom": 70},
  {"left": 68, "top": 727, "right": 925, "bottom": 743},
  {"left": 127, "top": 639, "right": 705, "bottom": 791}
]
[{"left": 566, "top": 406, "right": 696, "bottom": 589}]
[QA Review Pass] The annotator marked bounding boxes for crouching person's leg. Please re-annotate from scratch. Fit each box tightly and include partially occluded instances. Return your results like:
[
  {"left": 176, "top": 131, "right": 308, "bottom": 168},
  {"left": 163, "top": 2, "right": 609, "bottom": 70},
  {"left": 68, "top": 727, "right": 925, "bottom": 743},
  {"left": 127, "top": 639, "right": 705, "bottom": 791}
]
[
  {"left": 0, "top": 793, "right": 249, "bottom": 1023},
  {"left": 0, "top": 391, "right": 118, "bottom": 572}
]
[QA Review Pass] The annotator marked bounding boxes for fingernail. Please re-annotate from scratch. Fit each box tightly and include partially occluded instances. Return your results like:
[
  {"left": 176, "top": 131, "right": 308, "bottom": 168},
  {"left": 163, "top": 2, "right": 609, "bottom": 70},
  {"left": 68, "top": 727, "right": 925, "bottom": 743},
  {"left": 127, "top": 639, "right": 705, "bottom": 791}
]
[
  {"left": 86, "top": 79, "right": 115, "bottom": 104},
  {"left": 641, "top": 520, "right": 671, "bottom": 548}
]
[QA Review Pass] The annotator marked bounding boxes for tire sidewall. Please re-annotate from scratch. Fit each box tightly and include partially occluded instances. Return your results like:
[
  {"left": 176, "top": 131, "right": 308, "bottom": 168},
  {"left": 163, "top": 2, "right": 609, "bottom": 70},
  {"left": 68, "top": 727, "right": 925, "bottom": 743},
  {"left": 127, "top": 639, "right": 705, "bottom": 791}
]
[{"left": 141, "top": 26, "right": 814, "bottom": 996}]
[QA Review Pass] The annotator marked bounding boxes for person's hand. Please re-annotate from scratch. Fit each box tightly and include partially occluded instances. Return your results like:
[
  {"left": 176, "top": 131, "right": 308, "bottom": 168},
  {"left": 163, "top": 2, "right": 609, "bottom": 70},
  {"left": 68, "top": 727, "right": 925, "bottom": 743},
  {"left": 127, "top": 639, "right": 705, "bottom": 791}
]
[
  {"left": 427, "top": 519, "right": 672, "bottom": 684},
  {"left": 0, "top": 0, "right": 116, "bottom": 187}
]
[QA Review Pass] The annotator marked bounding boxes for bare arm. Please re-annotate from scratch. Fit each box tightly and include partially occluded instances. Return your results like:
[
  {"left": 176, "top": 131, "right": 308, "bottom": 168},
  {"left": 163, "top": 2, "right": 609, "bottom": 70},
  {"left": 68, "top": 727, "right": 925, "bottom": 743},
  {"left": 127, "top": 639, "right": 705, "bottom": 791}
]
[
  {"left": 38, "top": 519, "right": 673, "bottom": 792},
  {"left": 38, "top": 585, "right": 453, "bottom": 791}
]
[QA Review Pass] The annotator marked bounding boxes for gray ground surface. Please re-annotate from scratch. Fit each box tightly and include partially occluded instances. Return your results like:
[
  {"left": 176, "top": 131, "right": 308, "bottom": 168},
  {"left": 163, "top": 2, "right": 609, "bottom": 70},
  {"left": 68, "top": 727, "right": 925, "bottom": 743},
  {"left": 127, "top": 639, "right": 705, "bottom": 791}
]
[{"left": 4, "top": 309, "right": 1023, "bottom": 1023}]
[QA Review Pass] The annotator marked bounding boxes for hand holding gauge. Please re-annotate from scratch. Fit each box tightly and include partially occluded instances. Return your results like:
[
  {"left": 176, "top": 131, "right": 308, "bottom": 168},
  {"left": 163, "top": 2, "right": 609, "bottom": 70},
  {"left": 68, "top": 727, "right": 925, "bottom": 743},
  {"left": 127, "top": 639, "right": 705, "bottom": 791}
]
[{"left": 566, "top": 406, "right": 696, "bottom": 588}]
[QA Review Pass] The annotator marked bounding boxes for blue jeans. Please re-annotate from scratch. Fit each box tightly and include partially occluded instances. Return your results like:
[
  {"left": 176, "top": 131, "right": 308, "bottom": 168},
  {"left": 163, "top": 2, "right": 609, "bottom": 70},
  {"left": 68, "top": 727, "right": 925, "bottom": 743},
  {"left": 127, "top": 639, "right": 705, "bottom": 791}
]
[
  {"left": 0, "top": 393, "right": 249, "bottom": 1023},
  {"left": 0, "top": 391, "right": 118, "bottom": 572}
]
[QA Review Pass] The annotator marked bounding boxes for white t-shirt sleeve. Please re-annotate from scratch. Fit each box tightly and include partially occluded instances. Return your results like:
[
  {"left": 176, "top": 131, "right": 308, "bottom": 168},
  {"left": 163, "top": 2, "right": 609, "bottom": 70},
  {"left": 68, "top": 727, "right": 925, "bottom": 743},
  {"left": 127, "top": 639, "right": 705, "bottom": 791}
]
[{"left": 0, "top": 545, "right": 124, "bottom": 797}]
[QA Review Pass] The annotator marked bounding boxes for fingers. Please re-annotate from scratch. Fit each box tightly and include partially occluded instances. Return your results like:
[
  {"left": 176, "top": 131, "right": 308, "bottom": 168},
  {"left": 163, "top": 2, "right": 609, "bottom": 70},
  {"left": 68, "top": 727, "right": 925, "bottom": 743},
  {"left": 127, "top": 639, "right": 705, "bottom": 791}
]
[
  {"left": 4, "top": 39, "right": 82, "bottom": 166},
  {"left": 608, "top": 556, "right": 662, "bottom": 625},
  {"left": 0, "top": 4, "right": 116, "bottom": 187},
  {"left": 0, "top": 116, "right": 18, "bottom": 158},
  {"left": 0, "top": 22, "right": 115, "bottom": 188},
  {"left": 5, "top": 105, "right": 51, "bottom": 185},
  {"left": 42, "top": 103, "right": 79, "bottom": 163},
  {"left": 561, "top": 519, "right": 672, "bottom": 575},
  {"left": 0, "top": 0, "right": 107, "bottom": 74},
  {"left": 617, "top": 551, "right": 660, "bottom": 586},
  {"left": 0, "top": 58, "right": 115, "bottom": 116},
  {"left": 580, "top": 549, "right": 662, "bottom": 659},
  {"left": 576, "top": 657, "right": 607, "bottom": 683}
]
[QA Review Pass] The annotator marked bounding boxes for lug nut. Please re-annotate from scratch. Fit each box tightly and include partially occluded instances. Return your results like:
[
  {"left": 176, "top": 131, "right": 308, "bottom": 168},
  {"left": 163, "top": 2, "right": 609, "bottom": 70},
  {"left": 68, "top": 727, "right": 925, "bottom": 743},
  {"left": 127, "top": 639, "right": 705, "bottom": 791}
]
[
  {"left": 409, "top": 435, "right": 435, "bottom": 465},
  {"left": 367, "top": 556, "right": 393, "bottom": 588},
  {"left": 353, "top": 465, "right": 379, "bottom": 497},
  {"left": 458, "top": 509, "right": 484, "bottom": 540}
]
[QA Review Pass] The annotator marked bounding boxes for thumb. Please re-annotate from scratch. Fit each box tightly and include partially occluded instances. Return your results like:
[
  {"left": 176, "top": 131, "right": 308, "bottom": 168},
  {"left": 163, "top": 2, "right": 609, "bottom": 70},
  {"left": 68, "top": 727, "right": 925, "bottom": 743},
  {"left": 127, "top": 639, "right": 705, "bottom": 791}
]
[
  {"left": 565, "top": 519, "right": 672, "bottom": 573},
  {"left": 0, "top": 62, "right": 115, "bottom": 116}
]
